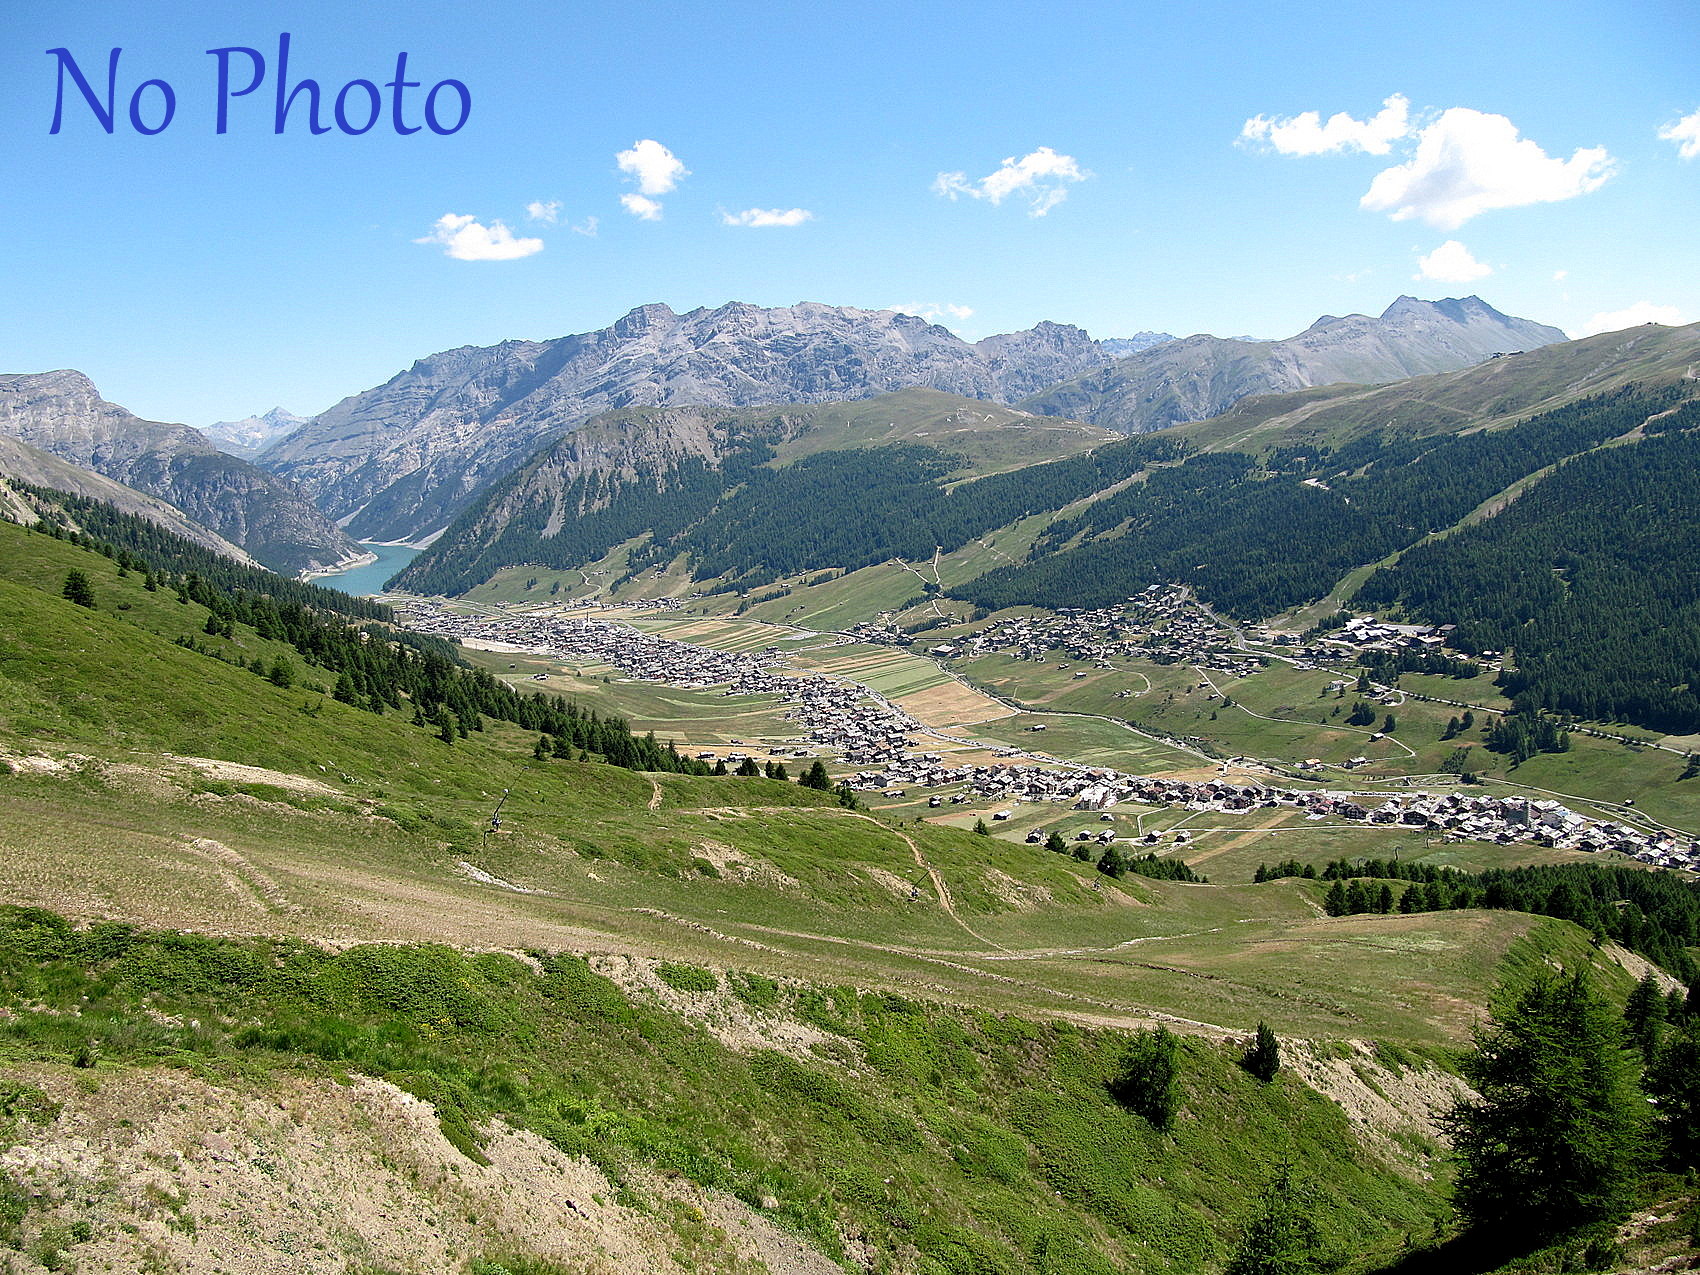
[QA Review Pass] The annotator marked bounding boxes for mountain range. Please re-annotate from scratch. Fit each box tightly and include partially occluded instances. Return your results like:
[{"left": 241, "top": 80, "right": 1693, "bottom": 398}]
[
  {"left": 257, "top": 296, "right": 1565, "bottom": 545},
  {"left": 0, "top": 294, "right": 1574, "bottom": 579},
  {"left": 257, "top": 302, "right": 1116, "bottom": 544},
  {"left": 1020, "top": 296, "right": 1567, "bottom": 433}
]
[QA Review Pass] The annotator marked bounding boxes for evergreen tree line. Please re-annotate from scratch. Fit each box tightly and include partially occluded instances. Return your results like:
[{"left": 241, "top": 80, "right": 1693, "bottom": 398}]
[
  {"left": 399, "top": 417, "right": 1190, "bottom": 597},
  {"left": 1355, "top": 418, "right": 1700, "bottom": 733},
  {"left": 16, "top": 484, "right": 392, "bottom": 621},
  {"left": 1481, "top": 710, "right": 1571, "bottom": 762},
  {"left": 959, "top": 385, "right": 1683, "bottom": 621},
  {"left": 1256, "top": 858, "right": 1700, "bottom": 979}
]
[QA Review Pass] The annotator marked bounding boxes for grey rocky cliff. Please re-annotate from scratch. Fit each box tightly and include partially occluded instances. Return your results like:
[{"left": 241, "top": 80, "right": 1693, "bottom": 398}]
[
  {"left": 260, "top": 302, "right": 1118, "bottom": 544},
  {"left": 1020, "top": 296, "right": 1567, "bottom": 433},
  {"left": 0, "top": 371, "right": 363, "bottom": 576}
]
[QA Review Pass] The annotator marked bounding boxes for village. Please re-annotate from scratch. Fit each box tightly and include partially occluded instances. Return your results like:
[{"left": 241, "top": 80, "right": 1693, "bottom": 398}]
[
  {"left": 393, "top": 599, "right": 1699, "bottom": 875},
  {"left": 852, "top": 756, "right": 1699, "bottom": 869},
  {"left": 862, "top": 584, "right": 1267, "bottom": 677},
  {"left": 393, "top": 599, "right": 930, "bottom": 767}
]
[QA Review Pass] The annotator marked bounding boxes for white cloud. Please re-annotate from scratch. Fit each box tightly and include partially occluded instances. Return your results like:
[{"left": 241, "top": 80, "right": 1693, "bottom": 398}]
[
  {"left": 1241, "top": 95, "right": 1410, "bottom": 156},
  {"left": 1361, "top": 108, "right": 1614, "bottom": 229},
  {"left": 1659, "top": 108, "right": 1700, "bottom": 160},
  {"left": 617, "top": 139, "right": 687, "bottom": 194},
  {"left": 933, "top": 146, "right": 1089, "bottom": 216},
  {"left": 887, "top": 302, "right": 974, "bottom": 327},
  {"left": 1580, "top": 302, "right": 1688, "bottom": 336},
  {"left": 1416, "top": 240, "right": 1492, "bottom": 283},
  {"left": 571, "top": 215, "right": 599, "bottom": 237},
  {"left": 615, "top": 139, "right": 687, "bottom": 219},
  {"left": 1553, "top": 269, "right": 1568, "bottom": 282},
  {"left": 525, "top": 200, "right": 561, "bottom": 224},
  {"left": 414, "top": 213, "right": 543, "bottom": 261},
  {"left": 721, "top": 207, "right": 814, "bottom": 228}
]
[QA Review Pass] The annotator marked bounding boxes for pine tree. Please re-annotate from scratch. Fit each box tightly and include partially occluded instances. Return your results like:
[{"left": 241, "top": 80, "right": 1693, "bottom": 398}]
[
  {"left": 1108, "top": 1027, "right": 1181, "bottom": 1130},
  {"left": 61, "top": 569, "right": 94, "bottom": 608},
  {"left": 1624, "top": 972, "right": 1667, "bottom": 1062},
  {"left": 973, "top": 818, "right": 990, "bottom": 836},
  {"left": 1647, "top": 1023, "right": 1700, "bottom": 1168},
  {"left": 1242, "top": 1022, "right": 1280, "bottom": 1082},
  {"left": 1097, "top": 846, "right": 1128, "bottom": 878},
  {"left": 1045, "top": 831, "right": 1066, "bottom": 853},
  {"left": 1323, "top": 880, "right": 1348, "bottom": 916},
  {"left": 1445, "top": 973, "right": 1649, "bottom": 1242},
  {"left": 735, "top": 757, "right": 760, "bottom": 777},
  {"left": 799, "top": 760, "right": 832, "bottom": 791},
  {"left": 1223, "top": 1167, "right": 1328, "bottom": 1275},
  {"left": 333, "top": 671, "right": 360, "bottom": 705},
  {"left": 267, "top": 656, "right": 295, "bottom": 689}
]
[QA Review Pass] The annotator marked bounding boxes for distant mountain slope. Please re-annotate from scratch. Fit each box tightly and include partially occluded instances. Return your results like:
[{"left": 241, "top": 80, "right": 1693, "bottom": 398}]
[
  {"left": 0, "top": 435, "right": 257, "bottom": 564},
  {"left": 1021, "top": 297, "right": 1566, "bottom": 434},
  {"left": 201, "top": 407, "right": 308, "bottom": 460},
  {"left": 1357, "top": 404, "right": 1700, "bottom": 732},
  {"left": 0, "top": 371, "right": 362, "bottom": 577},
  {"left": 392, "top": 389, "right": 1120, "bottom": 596},
  {"left": 1099, "top": 331, "right": 1177, "bottom": 357},
  {"left": 260, "top": 303, "right": 1114, "bottom": 544}
]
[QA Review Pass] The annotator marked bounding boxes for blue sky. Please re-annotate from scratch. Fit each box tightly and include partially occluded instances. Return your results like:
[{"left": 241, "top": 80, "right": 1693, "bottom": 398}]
[{"left": 2, "top": 0, "right": 1695, "bottom": 425}]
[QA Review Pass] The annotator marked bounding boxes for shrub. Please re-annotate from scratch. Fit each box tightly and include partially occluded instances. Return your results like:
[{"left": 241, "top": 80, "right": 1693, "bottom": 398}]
[{"left": 655, "top": 962, "right": 718, "bottom": 994}]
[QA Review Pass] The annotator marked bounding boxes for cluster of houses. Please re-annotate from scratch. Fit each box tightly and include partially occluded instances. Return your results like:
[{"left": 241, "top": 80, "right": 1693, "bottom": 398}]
[
  {"left": 919, "top": 585, "right": 1260, "bottom": 677},
  {"left": 845, "top": 757, "right": 1698, "bottom": 869},
  {"left": 394, "top": 602, "right": 926, "bottom": 766},
  {"left": 1264, "top": 616, "right": 1501, "bottom": 673}
]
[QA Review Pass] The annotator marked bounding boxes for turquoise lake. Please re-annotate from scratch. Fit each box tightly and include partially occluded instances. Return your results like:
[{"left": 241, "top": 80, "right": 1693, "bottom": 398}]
[{"left": 314, "top": 543, "right": 420, "bottom": 597}]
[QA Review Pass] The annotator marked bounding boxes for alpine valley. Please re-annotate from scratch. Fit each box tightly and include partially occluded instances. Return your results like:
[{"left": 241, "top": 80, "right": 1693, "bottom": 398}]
[{"left": 3, "top": 296, "right": 1700, "bottom": 1275}]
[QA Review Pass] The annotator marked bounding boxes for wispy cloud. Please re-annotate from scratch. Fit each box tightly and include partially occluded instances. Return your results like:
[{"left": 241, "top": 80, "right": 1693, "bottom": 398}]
[
  {"left": 571, "top": 215, "right": 599, "bottom": 237},
  {"left": 1659, "top": 108, "right": 1700, "bottom": 160},
  {"left": 933, "top": 146, "right": 1089, "bottom": 216},
  {"left": 1416, "top": 240, "right": 1492, "bottom": 283},
  {"left": 1580, "top": 302, "right": 1688, "bottom": 336},
  {"left": 525, "top": 200, "right": 561, "bottom": 224},
  {"left": 616, "top": 139, "right": 688, "bottom": 219},
  {"left": 721, "top": 207, "right": 814, "bottom": 227},
  {"left": 414, "top": 213, "right": 543, "bottom": 261},
  {"left": 1241, "top": 95, "right": 1410, "bottom": 156},
  {"left": 1361, "top": 108, "right": 1613, "bottom": 229}
]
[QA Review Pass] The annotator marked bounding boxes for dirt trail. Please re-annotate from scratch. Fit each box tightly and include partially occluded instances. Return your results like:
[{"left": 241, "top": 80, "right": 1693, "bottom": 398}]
[
  {"left": 647, "top": 777, "right": 663, "bottom": 811},
  {"left": 181, "top": 837, "right": 301, "bottom": 914}
]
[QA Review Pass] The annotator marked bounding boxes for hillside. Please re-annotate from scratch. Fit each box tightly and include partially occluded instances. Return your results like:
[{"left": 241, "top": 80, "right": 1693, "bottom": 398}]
[
  {"left": 0, "top": 371, "right": 362, "bottom": 576},
  {"left": 259, "top": 304, "right": 1114, "bottom": 544},
  {"left": 394, "top": 389, "right": 1119, "bottom": 595},
  {"left": 0, "top": 477, "right": 1689, "bottom": 1272},
  {"left": 0, "top": 436, "right": 257, "bottom": 564},
  {"left": 1020, "top": 297, "right": 1566, "bottom": 434}
]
